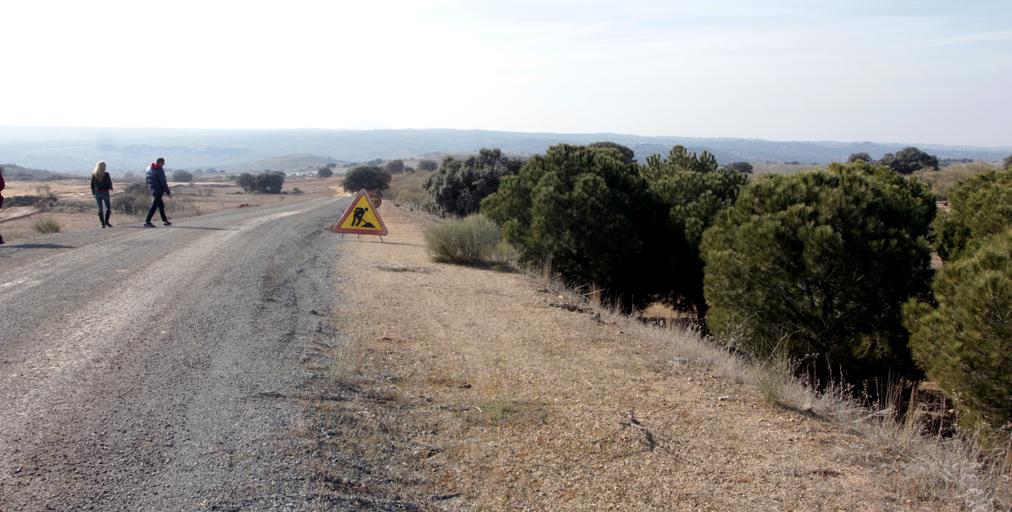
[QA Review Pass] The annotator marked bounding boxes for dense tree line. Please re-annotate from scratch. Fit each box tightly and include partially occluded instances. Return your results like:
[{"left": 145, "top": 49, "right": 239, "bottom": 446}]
[
  {"left": 847, "top": 147, "right": 940, "bottom": 174},
  {"left": 432, "top": 141, "right": 1011, "bottom": 435},
  {"left": 904, "top": 168, "right": 1012, "bottom": 434}
]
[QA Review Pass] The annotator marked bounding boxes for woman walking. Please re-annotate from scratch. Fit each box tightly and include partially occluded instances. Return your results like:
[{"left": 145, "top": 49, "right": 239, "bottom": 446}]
[{"left": 91, "top": 161, "right": 114, "bottom": 228}]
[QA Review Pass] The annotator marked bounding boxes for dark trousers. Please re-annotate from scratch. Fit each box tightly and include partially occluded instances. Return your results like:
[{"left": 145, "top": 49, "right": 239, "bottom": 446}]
[
  {"left": 95, "top": 192, "right": 111, "bottom": 225},
  {"left": 146, "top": 194, "right": 167, "bottom": 223}
]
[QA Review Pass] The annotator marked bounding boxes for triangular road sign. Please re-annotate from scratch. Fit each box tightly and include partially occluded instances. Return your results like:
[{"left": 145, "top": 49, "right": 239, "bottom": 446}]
[{"left": 334, "top": 190, "right": 388, "bottom": 236}]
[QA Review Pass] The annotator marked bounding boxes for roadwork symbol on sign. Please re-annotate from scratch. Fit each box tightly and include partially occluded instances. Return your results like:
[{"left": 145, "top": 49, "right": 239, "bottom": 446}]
[{"left": 334, "top": 190, "right": 389, "bottom": 236}]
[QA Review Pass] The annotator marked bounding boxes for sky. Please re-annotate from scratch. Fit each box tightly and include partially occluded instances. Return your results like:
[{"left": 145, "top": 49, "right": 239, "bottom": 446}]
[{"left": 1, "top": 0, "right": 1010, "bottom": 146}]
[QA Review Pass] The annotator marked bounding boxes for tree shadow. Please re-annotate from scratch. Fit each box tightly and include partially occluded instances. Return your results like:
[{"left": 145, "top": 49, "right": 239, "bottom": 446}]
[{"left": 338, "top": 238, "right": 427, "bottom": 248}]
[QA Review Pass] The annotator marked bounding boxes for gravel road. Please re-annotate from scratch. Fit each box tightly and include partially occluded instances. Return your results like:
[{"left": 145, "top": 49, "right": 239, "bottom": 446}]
[{"left": 0, "top": 197, "right": 385, "bottom": 511}]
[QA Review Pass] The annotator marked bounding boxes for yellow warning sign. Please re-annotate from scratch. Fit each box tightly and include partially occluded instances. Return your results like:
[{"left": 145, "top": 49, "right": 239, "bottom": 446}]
[{"left": 334, "top": 190, "right": 388, "bottom": 236}]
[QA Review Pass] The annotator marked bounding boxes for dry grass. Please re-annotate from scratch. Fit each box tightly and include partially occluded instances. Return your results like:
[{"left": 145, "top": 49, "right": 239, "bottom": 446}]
[
  {"left": 751, "top": 162, "right": 820, "bottom": 175},
  {"left": 611, "top": 311, "right": 1012, "bottom": 511},
  {"left": 386, "top": 170, "right": 435, "bottom": 208},
  {"left": 914, "top": 162, "right": 1000, "bottom": 200},
  {"left": 32, "top": 216, "right": 61, "bottom": 233}
]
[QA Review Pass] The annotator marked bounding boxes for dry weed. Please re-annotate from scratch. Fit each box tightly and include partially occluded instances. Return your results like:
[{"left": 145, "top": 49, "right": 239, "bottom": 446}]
[{"left": 595, "top": 300, "right": 1012, "bottom": 512}]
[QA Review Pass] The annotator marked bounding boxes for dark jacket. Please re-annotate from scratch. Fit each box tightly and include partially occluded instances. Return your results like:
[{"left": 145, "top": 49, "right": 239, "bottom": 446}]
[
  {"left": 0, "top": 171, "right": 5, "bottom": 208},
  {"left": 145, "top": 164, "right": 170, "bottom": 196},
  {"left": 91, "top": 172, "right": 113, "bottom": 195}
]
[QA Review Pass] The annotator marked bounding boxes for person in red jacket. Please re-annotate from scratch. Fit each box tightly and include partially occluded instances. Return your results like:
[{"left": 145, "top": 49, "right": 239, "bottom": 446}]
[{"left": 0, "top": 166, "right": 6, "bottom": 245}]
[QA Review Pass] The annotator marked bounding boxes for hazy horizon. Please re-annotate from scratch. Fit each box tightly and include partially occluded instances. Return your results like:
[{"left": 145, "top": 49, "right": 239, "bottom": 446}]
[
  {"left": 3, "top": 1, "right": 1011, "bottom": 147},
  {"left": 2, "top": 124, "right": 1011, "bottom": 151},
  {"left": 2, "top": 125, "right": 1008, "bottom": 174}
]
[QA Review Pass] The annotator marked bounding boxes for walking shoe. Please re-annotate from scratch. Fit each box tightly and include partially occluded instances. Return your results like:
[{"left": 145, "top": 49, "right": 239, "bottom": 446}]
[
  {"left": 106, "top": 222, "right": 113, "bottom": 227},
  {"left": 163, "top": 221, "right": 172, "bottom": 226},
  {"left": 143, "top": 222, "right": 156, "bottom": 228},
  {"left": 101, "top": 224, "right": 106, "bottom": 228}
]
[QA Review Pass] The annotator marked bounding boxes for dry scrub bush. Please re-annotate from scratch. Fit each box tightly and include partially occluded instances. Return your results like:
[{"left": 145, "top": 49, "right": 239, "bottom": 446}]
[
  {"left": 424, "top": 214, "right": 506, "bottom": 265},
  {"left": 33, "top": 216, "right": 61, "bottom": 234},
  {"left": 112, "top": 183, "right": 151, "bottom": 215},
  {"left": 386, "top": 171, "right": 434, "bottom": 208}
]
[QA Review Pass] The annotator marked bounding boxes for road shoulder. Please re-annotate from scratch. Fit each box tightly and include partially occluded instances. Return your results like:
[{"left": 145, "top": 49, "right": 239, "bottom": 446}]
[{"left": 310, "top": 204, "right": 940, "bottom": 511}]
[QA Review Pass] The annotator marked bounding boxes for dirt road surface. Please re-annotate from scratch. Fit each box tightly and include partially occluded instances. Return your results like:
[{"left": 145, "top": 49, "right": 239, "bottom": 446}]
[{"left": 0, "top": 197, "right": 391, "bottom": 510}]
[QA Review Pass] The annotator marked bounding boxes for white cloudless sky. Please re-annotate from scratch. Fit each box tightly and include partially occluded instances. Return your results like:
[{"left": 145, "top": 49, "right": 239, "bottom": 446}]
[{"left": 1, "top": 0, "right": 1010, "bottom": 146}]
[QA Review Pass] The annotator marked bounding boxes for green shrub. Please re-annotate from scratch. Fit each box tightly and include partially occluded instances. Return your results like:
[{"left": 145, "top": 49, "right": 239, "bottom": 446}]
[
  {"left": 424, "top": 215, "right": 504, "bottom": 265},
  {"left": 643, "top": 145, "right": 747, "bottom": 316},
  {"left": 722, "top": 161, "right": 754, "bottom": 174},
  {"left": 172, "top": 170, "right": 194, "bottom": 182},
  {"left": 482, "top": 143, "right": 662, "bottom": 309},
  {"left": 234, "top": 171, "right": 286, "bottom": 194},
  {"left": 879, "top": 146, "right": 939, "bottom": 174},
  {"left": 255, "top": 171, "right": 286, "bottom": 194},
  {"left": 587, "top": 141, "right": 636, "bottom": 163},
  {"left": 701, "top": 162, "right": 936, "bottom": 383},
  {"left": 342, "top": 166, "right": 391, "bottom": 193},
  {"left": 385, "top": 159, "right": 405, "bottom": 174},
  {"left": 235, "top": 172, "right": 257, "bottom": 193},
  {"left": 904, "top": 228, "right": 1012, "bottom": 434},
  {"left": 424, "top": 148, "right": 523, "bottom": 216},
  {"left": 317, "top": 167, "right": 333, "bottom": 178},
  {"left": 932, "top": 168, "right": 1012, "bottom": 261},
  {"left": 33, "top": 216, "right": 61, "bottom": 234}
]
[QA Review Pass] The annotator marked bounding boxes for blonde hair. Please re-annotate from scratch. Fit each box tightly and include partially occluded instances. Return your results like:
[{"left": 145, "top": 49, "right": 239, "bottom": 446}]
[{"left": 92, "top": 161, "right": 107, "bottom": 180}]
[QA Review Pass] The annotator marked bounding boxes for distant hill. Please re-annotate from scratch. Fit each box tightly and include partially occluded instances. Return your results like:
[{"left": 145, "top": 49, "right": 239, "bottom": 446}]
[
  {"left": 232, "top": 153, "right": 343, "bottom": 173},
  {"left": 0, "top": 126, "right": 1008, "bottom": 174},
  {"left": 0, "top": 163, "right": 67, "bottom": 181}
]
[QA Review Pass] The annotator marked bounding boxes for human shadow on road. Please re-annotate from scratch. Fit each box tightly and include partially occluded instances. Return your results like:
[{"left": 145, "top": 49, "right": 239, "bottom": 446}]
[
  {"left": 119, "top": 225, "right": 237, "bottom": 231},
  {"left": 0, "top": 243, "right": 75, "bottom": 250},
  {"left": 164, "top": 226, "right": 238, "bottom": 231}
]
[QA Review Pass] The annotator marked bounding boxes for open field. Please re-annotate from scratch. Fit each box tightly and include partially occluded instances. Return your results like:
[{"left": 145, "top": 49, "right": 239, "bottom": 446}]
[
  {"left": 751, "top": 162, "right": 820, "bottom": 174},
  {"left": 914, "top": 162, "right": 1002, "bottom": 200},
  {"left": 0, "top": 176, "right": 345, "bottom": 242}
]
